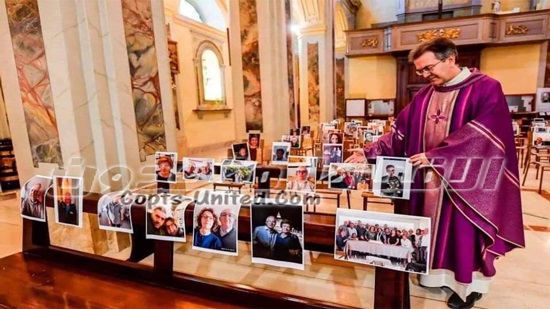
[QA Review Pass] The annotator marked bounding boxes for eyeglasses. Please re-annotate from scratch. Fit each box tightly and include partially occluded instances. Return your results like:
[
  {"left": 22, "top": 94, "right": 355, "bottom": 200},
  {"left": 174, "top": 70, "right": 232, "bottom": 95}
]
[
  {"left": 297, "top": 170, "right": 307, "bottom": 174},
  {"left": 415, "top": 59, "right": 444, "bottom": 76},
  {"left": 201, "top": 215, "right": 214, "bottom": 220},
  {"left": 220, "top": 213, "right": 235, "bottom": 218}
]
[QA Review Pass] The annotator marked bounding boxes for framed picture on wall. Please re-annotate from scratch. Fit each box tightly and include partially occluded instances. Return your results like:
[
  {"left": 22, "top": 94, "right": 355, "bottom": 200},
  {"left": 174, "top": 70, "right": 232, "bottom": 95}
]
[
  {"left": 536, "top": 88, "right": 550, "bottom": 112},
  {"left": 345, "top": 98, "right": 367, "bottom": 118},
  {"left": 505, "top": 94, "right": 534, "bottom": 113},
  {"left": 367, "top": 99, "right": 394, "bottom": 116}
]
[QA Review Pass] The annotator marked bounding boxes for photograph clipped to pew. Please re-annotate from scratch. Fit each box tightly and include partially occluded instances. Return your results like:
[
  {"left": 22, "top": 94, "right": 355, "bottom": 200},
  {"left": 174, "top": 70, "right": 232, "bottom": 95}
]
[
  {"left": 289, "top": 128, "right": 300, "bottom": 136},
  {"left": 221, "top": 160, "right": 257, "bottom": 184},
  {"left": 271, "top": 142, "right": 291, "bottom": 164},
  {"left": 512, "top": 121, "right": 519, "bottom": 136},
  {"left": 251, "top": 201, "right": 304, "bottom": 270},
  {"left": 344, "top": 122, "right": 360, "bottom": 138},
  {"left": 281, "top": 134, "right": 301, "bottom": 149},
  {"left": 54, "top": 176, "right": 84, "bottom": 228},
  {"left": 155, "top": 152, "right": 177, "bottom": 183},
  {"left": 248, "top": 132, "right": 261, "bottom": 150},
  {"left": 328, "top": 163, "right": 374, "bottom": 191},
  {"left": 320, "top": 123, "right": 337, "bottom": 142},
  {"left": 98, "top": 191, "right": 134, "bottom": 233},
  {"left": 182, "top": 157, "right": 214, "bottom": 181},
  {"left": 322, "top": 144, "right": 344, "bottom": 167},
  {"left": 286, "top": 163, "right": 316, "bottom": 194},
  {"left": 372, "top": 156, "right": 412, "bottom": 200},
  {"left": 533, "top": 132, "right": 550, "bottom": 147},
  {"left": 232, "top": 142, "right": 250, "bottom": 161},
  {"left": 300, "top": 125, "right": 311, "bottom": 137},
  {"left": 145, "top": 194, "right": 191, "bottom": 242},
  {"left": 192, "top": 190, "right": 242, "bottom": 256},
  {"left": 20, "top": 175, "right": 52, "bottom": 222},
  {"left": 334, "top": 208, "right": 431, "bottom": 274}
]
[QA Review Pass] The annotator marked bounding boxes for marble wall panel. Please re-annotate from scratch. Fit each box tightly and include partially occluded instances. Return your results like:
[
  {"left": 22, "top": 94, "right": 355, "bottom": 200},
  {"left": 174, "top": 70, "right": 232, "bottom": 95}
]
[
  {"left": 285, "top": 0, "right": 297, "bottom": 128},
  {"left": 335, "top": 57, "right": 345, "bottom": 119},
  {"left": 307, "top": 43, "right": 320, "bottom": 123},
  {"left": 121, "top": 0, "right": 167, "bottom": 161},
  {"left": 5, "top": 0, "right": 63, "bottom": 167},
  {"left": 239, "top": 0, "right": 263, "bottom": 131},
  {"left": 294, "top": 55, "right": 300, "bottom": 125}
]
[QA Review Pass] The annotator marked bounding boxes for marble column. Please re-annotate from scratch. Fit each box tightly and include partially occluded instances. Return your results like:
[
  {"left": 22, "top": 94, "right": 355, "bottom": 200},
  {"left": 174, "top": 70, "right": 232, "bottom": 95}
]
[
  {"left": 229, "top": 0, "right": 291, "bottom": 144},
  {"left": 296, "top": 0, "right": 335, "bottom": 130},
  {"left": 0, "top": 0, "right": 176, "bottom": 254}
]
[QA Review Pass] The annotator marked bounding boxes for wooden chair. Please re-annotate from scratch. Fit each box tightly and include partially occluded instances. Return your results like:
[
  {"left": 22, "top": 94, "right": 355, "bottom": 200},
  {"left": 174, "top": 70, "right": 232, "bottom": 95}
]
[{"left": 361, "top": 191, "right": 394, "bottom": 211}]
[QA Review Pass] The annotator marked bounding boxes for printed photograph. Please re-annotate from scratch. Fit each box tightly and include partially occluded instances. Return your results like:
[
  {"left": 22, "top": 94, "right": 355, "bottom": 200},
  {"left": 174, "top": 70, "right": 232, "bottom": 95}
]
[
  {"left": 286, "top": 164, "right": 316, "bottom": 193},
  {"left": 324, "top": 131, "right": 344, "bottom": 144},
  {"left": 536, "top": 88, "right": 550, "bottom": 112},
  {"left": 20, "top": 175, "right": 52, "bottom": 222},
  {"left": 182, "top": 158, "right": 214, "bottom": 181},
  {"left": 146, "top": 194, "right": 192, "bottom": 242},
  {"left": 368, "top": 99, "right": 394, "bottom": 116},
  {"left": 533, "top": 132, "right": 550, "bottom": 146},
  {"left": 54, "top": 176, "right": 84, "bottom": 228},
  {"left": 271, "top": 142, "right": 291, "bottom": 164},
  {"left": 344, "top": 122, "right": 360, "bottom": 137},
  {"left": 248, "top": 133, "right": 261, "bottom": 151},
  {"left": 98, "top": 191, "right": 134, "bottom": 233},
  {"left": 322, "top": 144, "right": 344, "bottom": 166},
  {"left": 232, "top": 142, "right": 250, "bottom": 161},
  {"left": 334, "top": 208, "right": 431, "bottom": 275},
  {"left": 221, "top": 160, "right": 257, "bottom": 184},
  {"left": 193, "top": 191, "right": 242, "bottom": 255},
  {"left": 363, "top": 130, "right": 376, "bottom": 143},
  {"left": 512, "top": 121, "right": 519, "bottom": 136},
  {"left": 372, "top": 157, "right": 412, "bottom": 200},
  {"left": 251, "top": 201, "right": 304, "bottom": 270},
  {"left": 155, "top": 152, "right": 177, "bottom": 183},
  {"left": 328, "top": 163, "right": 374, "bottom": 191},
  {"left": 300, "top": 126, "right": 311, "bottom": 136}
]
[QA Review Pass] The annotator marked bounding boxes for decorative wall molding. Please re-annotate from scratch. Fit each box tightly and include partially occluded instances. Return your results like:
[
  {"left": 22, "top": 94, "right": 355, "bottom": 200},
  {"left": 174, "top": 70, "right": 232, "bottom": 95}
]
[
  {"left": 346, "top": 9, "right": 550, "bottom": 57},
  {"left": 506, "top": 25, "right": 529, "bottom": 36},
  {"left": 417, "top": 28, "right": 461, "bottom": 42}
]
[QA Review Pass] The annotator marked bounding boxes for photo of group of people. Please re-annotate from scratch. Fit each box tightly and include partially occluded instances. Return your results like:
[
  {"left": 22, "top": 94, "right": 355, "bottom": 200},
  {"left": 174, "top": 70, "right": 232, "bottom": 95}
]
[
  {"left": 373, "top": 157, "right": 412, "bottom": 200},
  {"left": 271, "top": 142, "right": 291, "bottom": 163},
  {"left": 344, "top": 122, "right": 361, "bottom": 137},
  {"left": 182, "top": 158, "right": 214, "bottom": 181},
  {"left": 251, "top": 202, "right": 304, "bottom": 270},
  {"left": 328, "top": 163, "right": 374, "bottom": 191},
  {"left": 146, "top": 194, "right": 190, "bottom": 242},
  {"left": 334, "top": 208, "right": 431, "bottom": 275},
  {"left": 193, "top": 192, "right": 241, "bottom": 255},
  {"left": 221, "top": 160, "right": 257, "bottom": 184},
  {"left": 155, "top": 152, "right": 178, "bottom": 183},
  {"left": 54, "top": 176, "right": 83, "bottom": 228},
  {"left": 98, "top": 191, "right": 133, "bottom": 233},
  {"left": 20, "top": 175, "right": 52, "bottom": 222},
  {"left": 322, "top": 144, "right": 344, "bottom": 166}
]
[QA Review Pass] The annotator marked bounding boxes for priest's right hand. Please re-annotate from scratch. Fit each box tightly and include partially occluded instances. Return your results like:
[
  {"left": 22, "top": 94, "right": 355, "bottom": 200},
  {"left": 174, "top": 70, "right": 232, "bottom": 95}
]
[{"left": 344, "top": 149, "right": 367, "bottom": 163}]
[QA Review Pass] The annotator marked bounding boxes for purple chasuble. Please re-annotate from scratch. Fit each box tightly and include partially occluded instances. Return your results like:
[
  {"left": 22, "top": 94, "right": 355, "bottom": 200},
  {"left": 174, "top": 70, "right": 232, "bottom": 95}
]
[{"left": 364, "top": 68, "right": 525, "bottom": 285}]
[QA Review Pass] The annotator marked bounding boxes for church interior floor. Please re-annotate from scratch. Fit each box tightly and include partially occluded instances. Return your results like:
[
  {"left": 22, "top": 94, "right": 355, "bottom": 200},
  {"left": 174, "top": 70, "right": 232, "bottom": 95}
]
[{"left": 1, "top": 146, "right": 549, "bottom": 308}]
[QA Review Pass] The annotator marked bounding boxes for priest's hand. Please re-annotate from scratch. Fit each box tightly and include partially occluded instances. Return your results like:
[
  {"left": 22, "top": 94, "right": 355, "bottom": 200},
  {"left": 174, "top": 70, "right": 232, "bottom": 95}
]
[
  {"left": 344, "top": 149, "right": 367, "bottom": 163},
  {"left": 410, "top": 153, "right": 428, "bottom": 166}
]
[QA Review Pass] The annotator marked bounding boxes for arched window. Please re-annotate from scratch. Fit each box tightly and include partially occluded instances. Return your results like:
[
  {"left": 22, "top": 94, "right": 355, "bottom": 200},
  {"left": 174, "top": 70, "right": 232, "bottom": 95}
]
[
  {"left": 195, "top": 41, "right": 225, "bottom": 106},
  {"left": 178, "top": 0, "right": 203, "bottom": 23}
]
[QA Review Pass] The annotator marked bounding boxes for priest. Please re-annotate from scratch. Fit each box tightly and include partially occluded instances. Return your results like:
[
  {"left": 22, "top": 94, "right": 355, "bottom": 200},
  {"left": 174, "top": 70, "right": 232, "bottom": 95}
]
[{"left": 346, "top": 37, "right": 524, "bottom": 309}]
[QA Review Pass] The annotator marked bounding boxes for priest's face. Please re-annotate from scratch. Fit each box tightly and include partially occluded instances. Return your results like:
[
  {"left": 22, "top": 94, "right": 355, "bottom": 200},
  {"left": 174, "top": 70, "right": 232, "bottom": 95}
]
[{"left": 413, "top": 51, "right": 456, "bottom": 86}]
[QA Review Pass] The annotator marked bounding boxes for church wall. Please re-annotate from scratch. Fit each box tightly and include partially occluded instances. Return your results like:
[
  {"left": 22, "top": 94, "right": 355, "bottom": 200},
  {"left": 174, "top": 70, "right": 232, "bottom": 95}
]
[
  {"left": 347, "top": 56, "right": 397, "bottom": 100},
  {"left": 164, "top": 6, "right": 236, "bottom": 155},
  {"left": 480, "top": 43, "right": 542, "bottom": 94}
]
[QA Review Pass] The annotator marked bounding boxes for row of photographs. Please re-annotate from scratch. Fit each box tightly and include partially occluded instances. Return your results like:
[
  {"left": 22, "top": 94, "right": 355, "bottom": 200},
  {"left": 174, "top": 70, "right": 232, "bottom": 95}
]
[
  {"left": 20, "top": 182, "right": 430, "bottom": 274},
  {"left": 175, "top": 154, "right": 413, "bottom": 200}
]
